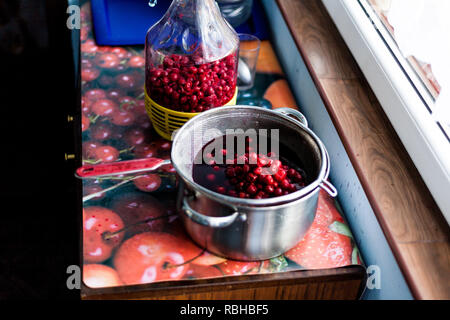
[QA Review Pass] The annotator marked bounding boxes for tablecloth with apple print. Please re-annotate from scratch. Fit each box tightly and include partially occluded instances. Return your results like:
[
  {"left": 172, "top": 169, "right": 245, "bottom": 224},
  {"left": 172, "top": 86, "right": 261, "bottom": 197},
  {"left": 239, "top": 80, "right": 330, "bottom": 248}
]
[{"left": 79, "top": 1, "right": 364, "bottom": 289}]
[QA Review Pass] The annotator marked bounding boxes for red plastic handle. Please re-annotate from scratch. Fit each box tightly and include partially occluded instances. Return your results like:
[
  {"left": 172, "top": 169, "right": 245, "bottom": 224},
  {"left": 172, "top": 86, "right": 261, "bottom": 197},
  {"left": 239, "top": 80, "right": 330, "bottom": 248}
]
[{"left": 75, "top": 158, "right": 169, "bottom": 179}]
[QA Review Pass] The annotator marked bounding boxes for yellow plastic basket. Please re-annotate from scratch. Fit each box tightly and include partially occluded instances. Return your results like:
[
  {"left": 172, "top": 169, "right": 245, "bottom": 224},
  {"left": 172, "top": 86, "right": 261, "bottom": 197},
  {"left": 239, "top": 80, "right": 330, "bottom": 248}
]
[{"left": 145, "top": 88, "right": 238, "bottom": 141}]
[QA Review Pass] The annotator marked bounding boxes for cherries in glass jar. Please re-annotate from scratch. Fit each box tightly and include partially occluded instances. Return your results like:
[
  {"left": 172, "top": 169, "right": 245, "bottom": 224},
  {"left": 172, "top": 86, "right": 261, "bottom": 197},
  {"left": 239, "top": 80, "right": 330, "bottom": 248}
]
[{"left": 146, "top": 52, "right": 238, "bottom": 113}]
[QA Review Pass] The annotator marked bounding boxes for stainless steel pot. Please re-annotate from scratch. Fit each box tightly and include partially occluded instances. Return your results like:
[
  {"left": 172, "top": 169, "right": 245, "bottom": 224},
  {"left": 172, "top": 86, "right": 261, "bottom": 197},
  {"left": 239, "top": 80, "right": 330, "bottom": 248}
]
[
  {"left": 171, "top": 106, "right": 337, "bottom": 261},
  {"left": 76, "top": 105, "right": 336, "bottom": 261}
]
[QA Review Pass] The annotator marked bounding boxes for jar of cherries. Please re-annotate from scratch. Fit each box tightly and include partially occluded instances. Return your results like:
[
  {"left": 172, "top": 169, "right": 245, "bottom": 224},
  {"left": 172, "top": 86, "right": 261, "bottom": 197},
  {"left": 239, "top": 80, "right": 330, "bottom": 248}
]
[{"left": 145, "top": 0, "right": 239, "bottom": 115}]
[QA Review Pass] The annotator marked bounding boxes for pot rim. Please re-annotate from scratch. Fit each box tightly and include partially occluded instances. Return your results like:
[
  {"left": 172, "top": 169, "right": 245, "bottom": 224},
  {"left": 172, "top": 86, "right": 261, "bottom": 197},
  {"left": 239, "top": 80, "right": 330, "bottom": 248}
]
[{"left": 171, "top": 105, "right": 330, "bottom": 207}]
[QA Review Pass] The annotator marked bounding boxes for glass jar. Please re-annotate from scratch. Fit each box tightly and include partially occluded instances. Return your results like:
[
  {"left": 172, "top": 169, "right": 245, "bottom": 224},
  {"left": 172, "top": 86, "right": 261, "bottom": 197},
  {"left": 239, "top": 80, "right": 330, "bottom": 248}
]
[{"left": 145, "top": 0, "right": 239, "bottom": 114}]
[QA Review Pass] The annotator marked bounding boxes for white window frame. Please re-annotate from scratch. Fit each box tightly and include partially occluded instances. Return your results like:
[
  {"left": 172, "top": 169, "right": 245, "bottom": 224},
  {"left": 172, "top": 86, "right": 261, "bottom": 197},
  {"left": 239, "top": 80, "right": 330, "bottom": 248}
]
[{"left": 322, "top": 0, "right": 450, "bottom": 224}]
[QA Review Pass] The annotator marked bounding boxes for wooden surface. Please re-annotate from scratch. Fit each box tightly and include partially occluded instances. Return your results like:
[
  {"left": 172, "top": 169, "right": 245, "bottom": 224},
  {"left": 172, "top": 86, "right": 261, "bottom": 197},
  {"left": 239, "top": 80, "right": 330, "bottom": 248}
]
[
  {"left": 277, "top": 0, "right": 450, "bottom": 299},
  {"left": 81, "top": 266, "right": 365, "bottom": 300}
]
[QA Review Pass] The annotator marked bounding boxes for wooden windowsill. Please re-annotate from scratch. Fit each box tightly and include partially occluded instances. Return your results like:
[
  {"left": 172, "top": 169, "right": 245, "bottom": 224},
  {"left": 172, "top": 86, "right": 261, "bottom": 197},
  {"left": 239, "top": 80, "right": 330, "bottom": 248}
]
[{"left": 276, "top": 0, "right": 450, "bottom": 299}]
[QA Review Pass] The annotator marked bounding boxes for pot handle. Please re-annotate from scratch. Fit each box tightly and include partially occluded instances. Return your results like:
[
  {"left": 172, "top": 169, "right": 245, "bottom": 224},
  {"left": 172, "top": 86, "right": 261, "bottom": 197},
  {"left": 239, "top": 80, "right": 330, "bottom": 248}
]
[
  {"left": 319, "top": 147, "right": 338, "bottom": 197},
  {"left": 274, "top": 107, "right": 308, "bottom": 128},
  {"left": 319, "top": 180, "right": 338, "bottom": 198},
  {"left": 182, "top": 196, "right": 242, "bottom": 228}
]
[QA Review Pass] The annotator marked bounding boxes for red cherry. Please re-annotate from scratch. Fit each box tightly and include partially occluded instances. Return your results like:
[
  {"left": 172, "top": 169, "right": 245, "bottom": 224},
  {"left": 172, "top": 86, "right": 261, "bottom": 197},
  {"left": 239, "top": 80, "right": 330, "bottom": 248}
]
[
  {"left": 274, "top": 168, "right": 287, "bottom": 182},
  {"left": 128, "top": 55, "right": 145, "bottom": 68},
  {"left": 98, "top": 75, "right": 115, "bottom": 87},
  {"left": 81, "top": 114, "right": 90, "bottom": 132},
  {"left": 95, "top": 53, "right": 120, "bottom": 69},
  {"left": 216, "top": 186, "right": 226, "bottom": 194},
  {"left": 91, "top": 99, "right": 118, "bottom": 116},
  {"left": 110, "top": 47, "right": 130, "bottom": 59},
  {"left": 225, "top": 168, "right": 235, "bottom": 177},
  {"left": 81, "top": 39, "right": 98, "bottom": 54},
  {"left": 264, "top": 175, "right": 274, "bottom": 186},
  {"left": 115, "top": 73, "right": 141, "bottom": 90},
  {"left": 124, "top": 127, "right": 146, "bottom": 146},
  {"left": 113, "top": 232, "right": 192, "bottom": 284},
  {"left": 81, "top": 97, "right": 92, "bottom": 115},
  {"left": 80, "top": 27, "right": 89, "bottom": 42},
  {"left": 82, "top": 141, "right": 102, "bottom": 159},
  {"left": 83, "top": 184, "right": 105, "bottom": 201},
  {"left": 106, "top": 88, "right": 126, "bottom": 100},
  {"left": 84, "top": 89, "right": 106, "bottom": 101},
  {"left": 83, "top": 264, "right": 123, "bottom": 288},
  {"left": 270, "top": 160, "right": 282, "bottom": 174},
  {"left": 117, "top": 96, "right": 135, "bottom": 105},
  {"left": 184, "top": 264, "right": 223, "bottom": 279},
  {"left": 83, "top": 206, "right": 124, "bottom": 263},
  {"left": 81, "top": 57, "right": 93, "bottom": 69},
  {"left": 274, "top": 188, "right": 283, "bottom": 196},
  {"left": 281, "top": 179, "right": 291, "bottom": 190},
  {"left": 82, "top": 68, "right": 100, "bottom": 82},
  {"left": 134, "top": 143, "right": 158, "bottom": 158},
  {"left": 246, "top": 184, "right": 257, "bottom": 195},
  {"left": 294, "top": 171, "right": 303, "bottom": 183},
  {"left": 133, "top": 174, "right": 162, "bottom": 192},
  {"left": 96, "top": 46, "right": 112, "bottom": 53},
  {"left": 265, "top": 185, "right": 274, "bottom": 194},
  {"left": 287, "top": 168, "right": 296, "bottom": 177},
  {"left": 167, "top": 231, "right": 226, "bottom": 267},
  {"left": 125, "top": 99, "right": 147, "bottom": 116},
  {"left": 109, "top": 109, "right": 135, "bottom": 126},
  {"left": 135, "top": 115, "right": 153, "bottom": 130},
  {"left": 94, "top": 145, "right": 119, "bottom": 163},
  {"left": 111, "top": 193, "right": 166, "bottom": 237},
  {"left": 153, "top": 139, "right": 172, "bottom": 152},
  {"left": 113, "top": 63, "right": 128, "bottom": 73},
  {"left": 160, "top": 163, "right": 176, "bottom": 173},
  {"left": 89, "top": 122, "right": 113, "bottom": 141},
  {"left": 228, "top": 190, "right": 238, "bottom": 197}
]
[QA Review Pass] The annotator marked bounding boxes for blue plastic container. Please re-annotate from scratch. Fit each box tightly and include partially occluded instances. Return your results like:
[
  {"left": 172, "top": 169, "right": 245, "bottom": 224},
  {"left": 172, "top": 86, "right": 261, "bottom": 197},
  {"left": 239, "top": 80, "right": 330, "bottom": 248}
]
[{"left": 90, "top": 0, "right": 268, "bottom": 46}]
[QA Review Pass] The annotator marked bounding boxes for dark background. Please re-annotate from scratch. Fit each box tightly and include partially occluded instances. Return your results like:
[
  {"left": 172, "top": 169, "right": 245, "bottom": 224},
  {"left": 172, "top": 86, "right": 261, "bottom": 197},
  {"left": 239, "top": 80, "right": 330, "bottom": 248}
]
[{"left": 0, "top": 0, "right": 79, "bottom": 299}]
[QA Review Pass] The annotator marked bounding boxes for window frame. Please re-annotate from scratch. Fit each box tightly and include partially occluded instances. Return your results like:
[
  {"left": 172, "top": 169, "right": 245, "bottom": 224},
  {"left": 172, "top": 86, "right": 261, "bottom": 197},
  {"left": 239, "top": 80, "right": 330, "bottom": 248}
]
[{"left": 322, "top": 0, "right": 450, "bottom": 223}]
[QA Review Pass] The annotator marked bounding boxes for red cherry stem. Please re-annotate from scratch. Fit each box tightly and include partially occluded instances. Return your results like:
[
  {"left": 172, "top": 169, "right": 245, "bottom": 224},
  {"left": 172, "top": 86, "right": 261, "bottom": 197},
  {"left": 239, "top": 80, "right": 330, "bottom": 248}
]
[
  {"left": 136, "top": 92, "right": 145, "bottom": 100},
  {"left": 212, "top": 265, "right": 226, "bottom": 276},
  {"left": 119, "top": 100, "right": 136, "bottom": 110},
  {"left": 95, "top": 173, "right": 172, "bottom": 182},
  {"left": 101, "top": 213, "right": 177, "bottom": 241},
  {"left": 82, "top": 159, "right": 102, "bottom": 165},
  {"left": 88, "top": 114, "right": 100, "bottom": 124},
  {"left": 82, "top": 176, "right": 139, "bottom": 202},
  {"left": 119, "top": 146, "right": 135, "bottom": 154},
  {"left": 163, "top": 248, "right": 208, "bottom": 269}
]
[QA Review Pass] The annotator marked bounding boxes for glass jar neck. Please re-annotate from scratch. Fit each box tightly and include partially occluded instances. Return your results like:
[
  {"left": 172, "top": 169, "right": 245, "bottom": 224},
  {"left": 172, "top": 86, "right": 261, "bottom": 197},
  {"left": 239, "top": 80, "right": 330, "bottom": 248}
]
[
  {"left": 174, "top": 0, "right": 217, "bottom": 6},
  {"left": 170, "top": 0, "right": 222, "bottom": 15}
]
